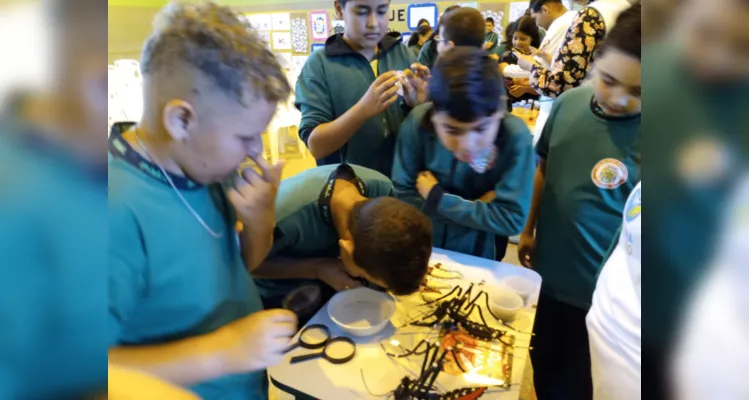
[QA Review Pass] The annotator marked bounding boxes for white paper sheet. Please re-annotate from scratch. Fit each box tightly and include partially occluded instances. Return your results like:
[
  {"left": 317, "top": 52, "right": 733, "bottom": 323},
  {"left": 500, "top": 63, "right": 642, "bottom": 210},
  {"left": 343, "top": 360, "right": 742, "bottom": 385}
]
[
  {"left": 272, "top": 12, "right": 291, "bottom": 31},
  {"left": 246, "top": 13, "right": 272, "bottom": 31},
  {"left": 272, "top": 31, "right": 292, "bottom": 51},
  {"left": 408, "top": 4, "right": 437, "bottom": 30}
]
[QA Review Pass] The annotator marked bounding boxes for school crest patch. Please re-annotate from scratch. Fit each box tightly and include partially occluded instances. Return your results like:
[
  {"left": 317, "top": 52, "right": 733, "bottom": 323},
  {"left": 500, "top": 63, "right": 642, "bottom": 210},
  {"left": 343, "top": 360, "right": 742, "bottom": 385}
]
[{"left": 591, "top": 158, "right": 628, "bottom": 189}]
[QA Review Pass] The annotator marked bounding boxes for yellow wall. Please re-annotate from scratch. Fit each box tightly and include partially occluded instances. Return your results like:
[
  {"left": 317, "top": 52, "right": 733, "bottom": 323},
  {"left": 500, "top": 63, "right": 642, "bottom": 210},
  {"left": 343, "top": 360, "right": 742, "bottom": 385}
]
[{"left": 108, "top": 1, "right": 515, "bottom": 64}]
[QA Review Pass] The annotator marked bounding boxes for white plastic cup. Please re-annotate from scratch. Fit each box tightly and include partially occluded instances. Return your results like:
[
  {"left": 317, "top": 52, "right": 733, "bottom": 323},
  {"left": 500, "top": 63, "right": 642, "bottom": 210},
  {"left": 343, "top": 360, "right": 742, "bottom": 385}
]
[
  {"left": 499, "top": 276, "right": 536, "bottom": 305},
  {"left": 488, "top": 288, "right": 524, "bottom": 323}
]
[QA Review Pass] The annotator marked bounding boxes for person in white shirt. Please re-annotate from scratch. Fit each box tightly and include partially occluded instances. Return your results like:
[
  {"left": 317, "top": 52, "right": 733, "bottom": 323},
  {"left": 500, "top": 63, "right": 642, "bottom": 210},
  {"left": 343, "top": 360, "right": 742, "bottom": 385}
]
[
  {"left": 671, "top": 176, "right": 749, "bottom": 400},
  {"left": 586, "top": 182, "right": 641, "bottom": 400}
]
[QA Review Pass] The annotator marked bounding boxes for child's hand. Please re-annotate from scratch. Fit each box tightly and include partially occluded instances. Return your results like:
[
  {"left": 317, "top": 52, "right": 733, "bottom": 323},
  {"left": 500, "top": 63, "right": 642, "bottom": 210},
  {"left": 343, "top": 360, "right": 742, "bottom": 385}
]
[
  {"left": 478, "top": 190, "right": 496, "bottom": 203},
  {"left": 416, "top": 171, "right": 439, "bottom": 200},
  {"left": 227, "top": 157, "right": 285, "bottom": 225},
  {"left": 220, "top": 309, "right": 298, "bottom": 374},
  {"left": 356, "top": 71, "right": 400, "bottom": 119},
  {"left": 401, "top": 68, "right": 429, "bottom": 107},
  {"left": 517, "top": 233, "right": 535, "bottom": 269},
  {"left": 317, "top": 261, "right": 362, "bottom": 291},
  {"left": 513, "top": 50, "right": 536, "bottom": 71}
]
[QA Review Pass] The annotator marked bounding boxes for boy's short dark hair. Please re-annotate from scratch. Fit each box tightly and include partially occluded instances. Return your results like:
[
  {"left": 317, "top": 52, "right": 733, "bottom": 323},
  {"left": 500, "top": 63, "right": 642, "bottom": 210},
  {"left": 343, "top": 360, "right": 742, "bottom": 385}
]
[
  {"left": 349, "top": 197, "right": 432, "bottom": 296},
  {"left": 486, "top": 17, "right": 495, "bottom": 24},
  {"left": 597, "top": 2, "right": 641, "bottom": 60},
  {"left": 141, "top": 1, "right": 291, "bottom": 104},
  {"left": 530, "top": 0, "right": 562, "bottom": 12},
  {"left": 429, "top": 47, "right": 505, "bottom": 123},
  {"left": 441, "top": 7, "right": 486, "bottom": 48}
]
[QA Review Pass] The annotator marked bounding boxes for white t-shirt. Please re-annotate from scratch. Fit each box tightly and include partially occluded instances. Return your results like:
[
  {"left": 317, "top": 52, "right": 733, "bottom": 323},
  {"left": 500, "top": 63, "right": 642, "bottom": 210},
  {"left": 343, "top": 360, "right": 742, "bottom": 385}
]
[
  {"left": 586, "top": 182, "right": 641, "bottom": 400},
  {"left": 672, "top": 176, "right": 749, "bottom": 400}
]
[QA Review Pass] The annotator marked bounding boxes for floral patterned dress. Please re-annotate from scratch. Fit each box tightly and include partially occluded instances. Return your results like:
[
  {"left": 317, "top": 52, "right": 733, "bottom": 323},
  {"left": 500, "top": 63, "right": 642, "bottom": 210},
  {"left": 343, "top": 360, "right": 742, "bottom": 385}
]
[{"left": 530, "top": 7, "right": 607, "bottom": 98}]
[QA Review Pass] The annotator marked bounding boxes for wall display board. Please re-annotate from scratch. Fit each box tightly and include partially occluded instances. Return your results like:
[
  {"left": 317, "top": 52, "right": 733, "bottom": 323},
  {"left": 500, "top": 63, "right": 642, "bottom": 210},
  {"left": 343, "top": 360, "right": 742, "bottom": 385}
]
[
  {"left": 460, "top": 2, "right": 479, "bottom": 8},
  {"left": 310, "top": 11, "right": 329, "bottom": 40},
  {"left": 247, "top": 13, "right": 272, "bottom": 31},
  {"left": 276, "top": 52, "right": 292, "bottom": 69},
  {"left": 406, "top": 3, "right": 438, "bottom": 30},
  {"left": 292, "top": 55, "right": 309, "bottom": 77}
]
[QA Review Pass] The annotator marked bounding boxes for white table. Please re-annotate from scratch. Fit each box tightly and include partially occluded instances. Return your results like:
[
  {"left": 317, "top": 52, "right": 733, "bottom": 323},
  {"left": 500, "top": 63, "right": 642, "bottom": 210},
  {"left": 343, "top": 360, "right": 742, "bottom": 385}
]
[{"left": 268, "top": 248, "right": 542, "bottom": 399}]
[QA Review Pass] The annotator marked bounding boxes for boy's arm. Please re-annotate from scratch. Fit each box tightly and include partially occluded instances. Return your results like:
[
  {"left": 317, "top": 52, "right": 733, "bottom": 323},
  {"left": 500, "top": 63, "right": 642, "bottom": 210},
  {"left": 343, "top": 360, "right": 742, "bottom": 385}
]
[
  {"left": 423, "top": 125, "right": 535, "bottom": 236},
  {"left": 108, "top": 364, "right": 200, "bottom": 400},
  {"left": 521, "top": 99, "right": 558, "bottom": 235},
  {"left": 392, "top": 113, "right": 427, "bottom": 209}
]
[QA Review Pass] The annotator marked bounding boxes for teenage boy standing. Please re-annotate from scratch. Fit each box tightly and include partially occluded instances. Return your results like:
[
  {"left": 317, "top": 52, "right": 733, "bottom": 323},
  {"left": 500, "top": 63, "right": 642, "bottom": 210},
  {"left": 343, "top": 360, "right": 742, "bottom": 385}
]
[
  {"left": 392, "top": 47, "right": 534, "bottom": 261},
  {"left": 108, "top": 3, "right": 296, "bottom": 399},
  {"left": 518, "top": 5, "right": 641, "bottom": 399},
  {"left": 295, "top": 0, "right": 429, "bottom": 176}
]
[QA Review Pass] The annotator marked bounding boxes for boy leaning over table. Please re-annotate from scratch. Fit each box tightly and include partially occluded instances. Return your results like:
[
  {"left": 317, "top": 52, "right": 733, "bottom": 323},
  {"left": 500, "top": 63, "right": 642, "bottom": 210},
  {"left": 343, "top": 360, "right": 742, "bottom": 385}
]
[
  {"left": 254, "top": 163, "right": 433, "bottom": 311},
  {"left": 392, "top": 47, "right": 535, "bottom": 262},
  {"left": 108, "top": 3, "right": 297, "bottom": 399}
]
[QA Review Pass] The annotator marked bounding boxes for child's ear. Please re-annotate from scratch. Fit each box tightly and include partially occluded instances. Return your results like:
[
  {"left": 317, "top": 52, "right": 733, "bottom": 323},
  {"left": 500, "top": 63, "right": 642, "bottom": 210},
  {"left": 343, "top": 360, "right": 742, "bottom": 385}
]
[
  {"left": 162, "top": 99, "right": 196, "bottom": 142},
  {"left": 334, "top": 0, "right": 344, "bottom": 20}
]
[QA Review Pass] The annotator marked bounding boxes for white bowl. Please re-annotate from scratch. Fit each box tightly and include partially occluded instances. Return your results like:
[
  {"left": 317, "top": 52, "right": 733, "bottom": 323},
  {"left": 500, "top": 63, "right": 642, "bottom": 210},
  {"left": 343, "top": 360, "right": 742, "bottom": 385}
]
[
  {"left": 326, "top": 287, "right": 396, "bottom": 337},
  {"left": 499, "top": 276, "right": 537, "bottom": 304},
  {"left": 487, "top": 288, "right": 524, "bottom": 322}
]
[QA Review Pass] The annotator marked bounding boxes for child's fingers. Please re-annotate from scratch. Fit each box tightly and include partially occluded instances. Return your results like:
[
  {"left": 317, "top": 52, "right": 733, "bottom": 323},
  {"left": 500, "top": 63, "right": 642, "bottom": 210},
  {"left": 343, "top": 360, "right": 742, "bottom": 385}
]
[{"left": 374, "top": 71, "right": 398, "bottom": 85}]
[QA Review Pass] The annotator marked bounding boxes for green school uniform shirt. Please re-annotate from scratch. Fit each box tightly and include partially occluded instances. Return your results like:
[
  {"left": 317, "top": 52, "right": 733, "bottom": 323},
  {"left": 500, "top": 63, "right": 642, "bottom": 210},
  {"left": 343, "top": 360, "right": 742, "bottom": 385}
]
[
  {"left": 534, "top": 85, "right": 641, "bottom": 309},
  {"left": 0, "top": 121, "right": 108, "bottom": 399},
  {"left": 392, "top": 104, "right": 535, "bottom": 259},
  {"left": 255, "top": 164, "right": 393, "bottom": 299},
  {"left": 485, "top": 31, "right": 499, "bottom": 50},
  {"left": 108, "top": 135, "right": 266, "bottom": 400},
  {"left": 417, "top": 38, "right": 438, "bottom": 69},
  {"left": 295, "top": 33, "right": 416, "bottom": 177},
  {"left": 642, "top": 41, "right": 749, "bottom": 354}
]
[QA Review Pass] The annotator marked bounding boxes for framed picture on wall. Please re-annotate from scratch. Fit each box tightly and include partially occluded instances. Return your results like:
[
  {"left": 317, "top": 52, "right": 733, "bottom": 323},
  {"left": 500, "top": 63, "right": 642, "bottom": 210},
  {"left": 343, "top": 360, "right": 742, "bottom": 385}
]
[
  {"left": 272, "top": 31, "right": 292, "bottom": 51},
  {"left": 407, "top": 3, "right": 438, "bottom": 30},
  {"left": 310, "top": 11, "right": 329, "bottom": 40}
]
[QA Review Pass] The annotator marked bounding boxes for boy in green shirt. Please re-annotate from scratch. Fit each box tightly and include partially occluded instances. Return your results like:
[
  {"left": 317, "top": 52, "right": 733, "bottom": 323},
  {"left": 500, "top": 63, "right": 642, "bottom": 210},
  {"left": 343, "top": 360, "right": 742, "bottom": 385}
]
[
  {"left": 108, "top": 3, "right": 296, "bottom": 399},
  {"left": 483, "top": 17, "right": 499, "bottom": 52},
  {"left": 518, "top": 5, "right": 641, "bottom": 399},
  {"left": 417, "top": 5, "right": 462, "bottom": 69},
  {"left": 254, "top": 164, "right": 433, "bottom": 307},
  {"left": 0, "top": 2, "right": 108, "bottom": 398},
  {"left": 295, "top": 0, "right": 430, "bottom": 176},
  {"left": 392, "top": 47, "right": 535, "bottom": 261}
]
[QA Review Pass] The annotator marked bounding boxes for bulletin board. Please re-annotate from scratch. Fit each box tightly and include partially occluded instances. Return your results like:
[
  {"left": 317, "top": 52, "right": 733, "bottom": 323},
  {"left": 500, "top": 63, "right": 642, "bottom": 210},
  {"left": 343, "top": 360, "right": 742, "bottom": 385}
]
[{"left": 406, "top": 3, "right": 438, "bottom": 30}]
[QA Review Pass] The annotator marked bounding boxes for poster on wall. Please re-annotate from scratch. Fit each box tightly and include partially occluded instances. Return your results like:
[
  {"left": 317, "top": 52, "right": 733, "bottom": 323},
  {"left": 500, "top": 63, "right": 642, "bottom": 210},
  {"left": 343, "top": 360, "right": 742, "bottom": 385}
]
[
  {"left": 271, "top": 13, "right": 291, "bottom": 31},
  {"left": 257, "top": 31, "right": 272, "bottom": 48},
  {"left": 508, "top": 1, "right": 528, "bottom": 23},
  {"left": 291, "top": 55, "right": 309, "bottom": 76},
  {"left": 290, "top": 15, "right": 309, "bottom": 53},
  {"left": 275, "top": 52, "right": 292, "bottom": 69},
  {"left": 407, "top": 3, "right": 438, "bottom": 30},
  {"left": 272, "top": 31, "right": 292, "bottom": 51},
  {"left": 310, "top": 11, "right": 328, "bottom": 40},
  {"left": 460, "top": 2, "right": 479, "bottom": 9},
  {"left": 247, "top": 13, "right": 272, "bottom": 31}
]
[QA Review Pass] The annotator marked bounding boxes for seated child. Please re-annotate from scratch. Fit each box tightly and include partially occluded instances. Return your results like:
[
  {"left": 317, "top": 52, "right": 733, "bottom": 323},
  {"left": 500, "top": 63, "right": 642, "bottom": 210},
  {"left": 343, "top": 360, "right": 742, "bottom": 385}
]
[
  {"left": 499, "top": 16, "right": 541, "bottom": 108},
  {"left": 392, "top": 47, "right": 535, "bottom": 261},
  {"left": 517, "top": 4, "right": 641, "bottom": 398},
  {"left": 295, "top": 0, "right": 429, "bottom": 177},
  {"left": 255, "top": 163, "right": 433, "bottom": 307}
]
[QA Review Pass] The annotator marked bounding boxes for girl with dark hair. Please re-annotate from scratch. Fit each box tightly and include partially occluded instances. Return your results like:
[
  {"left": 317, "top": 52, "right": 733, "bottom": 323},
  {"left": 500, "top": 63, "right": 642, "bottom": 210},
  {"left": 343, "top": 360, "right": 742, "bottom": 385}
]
[
  {"left": 407, "top": 18, "right": 432, "bottom": 57},
  {"left": 518, "top": 3, "right": 641, "bottom": 400},
  {"left": 498, "top": 16, "right": 541, "bottom": 108}
]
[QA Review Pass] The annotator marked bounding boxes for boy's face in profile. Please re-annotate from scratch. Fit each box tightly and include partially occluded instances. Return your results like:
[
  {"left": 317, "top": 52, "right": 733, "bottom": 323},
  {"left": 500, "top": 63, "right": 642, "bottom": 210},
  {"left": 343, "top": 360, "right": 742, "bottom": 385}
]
[
  {"left": 164, "top": 82, "right": 277, "bottom": 184},
  {"left": 336, "top": 0, "right": 390, "bottom": 50},
  {"left": 593, "top": 49, "right": 642, "bottom": 116},
  {"left": 678, "top": 0, "right": 749, "bottom": 81},
  {"left": 431, "top": 111, "right": 502, "bottom": 164}
]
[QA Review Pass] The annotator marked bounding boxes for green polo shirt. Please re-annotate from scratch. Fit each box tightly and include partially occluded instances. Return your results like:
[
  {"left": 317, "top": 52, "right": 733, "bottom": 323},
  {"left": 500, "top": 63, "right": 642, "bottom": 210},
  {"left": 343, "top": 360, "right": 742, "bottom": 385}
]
[
  {"left": 0, "top": 121, "right": 107, "bottom": 399},
  {"left": 534, "top": 85, "right": 641, "bottom": 309},
  {"left": 392, "top": 104, "right": 535, "bottom": 259},
  {"left": 108, "top": 135, "right": 266, "bottom": 400},
  {"left": 295, "top": 33, "right": 416, "bottom": 176},
  {"left": 643, "top": 41, "right": 749, "bottom": 354},
  {"left": 485, "top": 31, "right": 499, "bottom": 50}
]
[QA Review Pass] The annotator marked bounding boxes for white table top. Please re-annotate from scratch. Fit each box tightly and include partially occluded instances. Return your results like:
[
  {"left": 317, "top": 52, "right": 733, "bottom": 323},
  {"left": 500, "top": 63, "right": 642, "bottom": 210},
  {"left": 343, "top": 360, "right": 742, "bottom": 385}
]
[{"left": 268, "top": 248, "right": 542, "bottom": 400}]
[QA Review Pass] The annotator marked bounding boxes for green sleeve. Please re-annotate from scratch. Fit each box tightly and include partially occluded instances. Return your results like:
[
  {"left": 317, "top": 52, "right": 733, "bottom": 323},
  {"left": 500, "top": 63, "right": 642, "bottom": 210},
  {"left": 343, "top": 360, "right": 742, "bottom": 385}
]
[
  {"left": 488, "top": 32, "right": 499, "bottom": 47},
  {"left": 108, "top": 203, "right": 147, "bottom": 346},
  {"left": 294, "top": 54, "right": 334, "bottom": 145},
  {"left": 535, "top": 95, "right": 563, "bottom": 158},
  {"left": 392, "top": 113, "right": 427, "bottom": 209},
  {"left": 417, "top": 40, "right": 435, "bottom": 69},
  {"left": 426, "top": 121, "right": 535, "bottom": 236}
]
